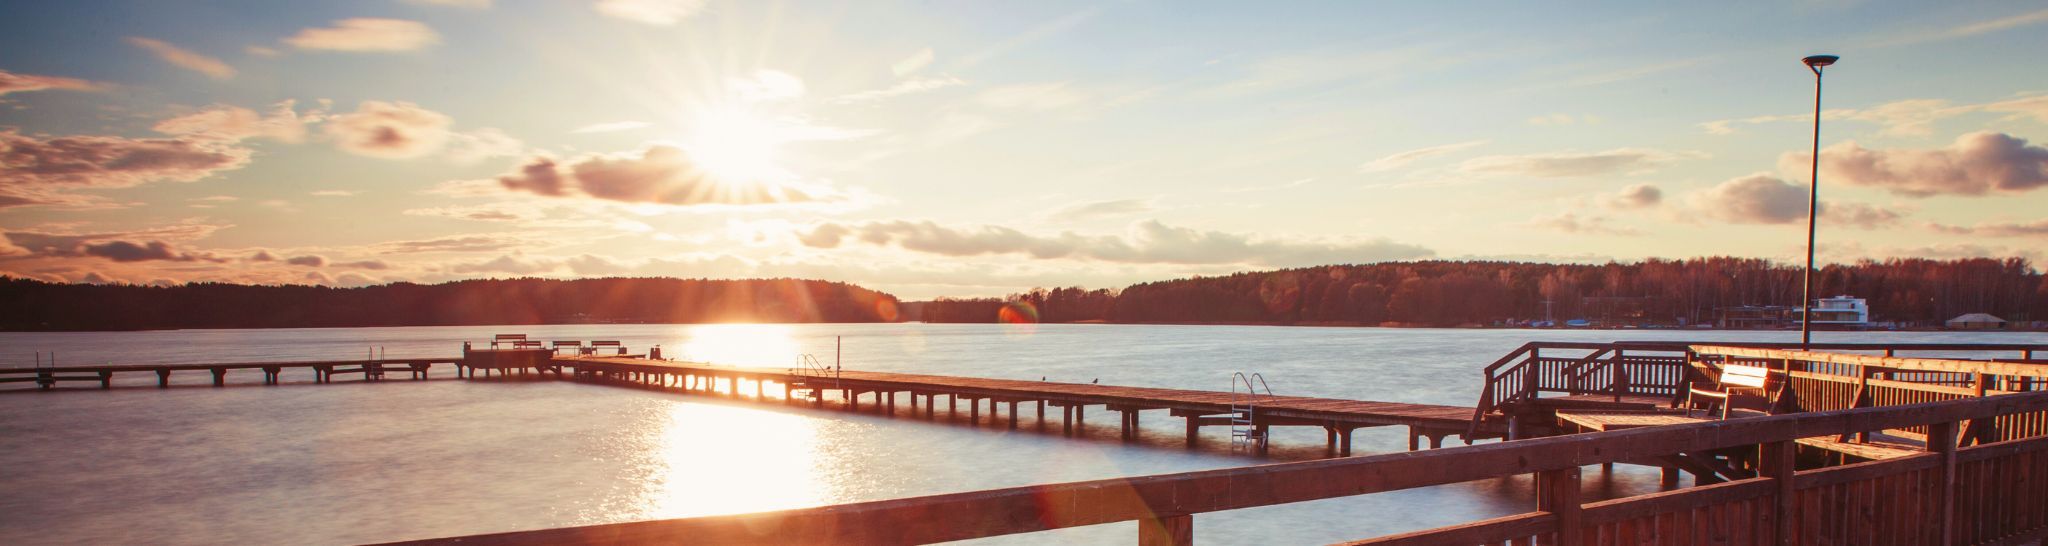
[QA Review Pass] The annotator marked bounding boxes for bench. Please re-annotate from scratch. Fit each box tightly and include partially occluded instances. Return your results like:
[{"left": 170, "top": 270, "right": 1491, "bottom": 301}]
[
  {"left": 492, "top": 334, "right": 527, "bottom": 349},
  {"left": 1687, "top": 363, "right": 1772, "bottom": 419},
  {"left": 511, "top": 340, "right": 545, "bottom": 350},
  {"left": 552, "top": 341, "right": 583, "bottom": 354},
  {"left": 586, "top": 340, "right": 624, "bottom": 356}
]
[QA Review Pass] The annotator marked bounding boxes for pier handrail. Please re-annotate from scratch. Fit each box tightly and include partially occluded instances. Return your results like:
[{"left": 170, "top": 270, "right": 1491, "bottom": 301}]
[
  {"left": 1470, "top": 341, "right": 2048, "bottom": 439},
  {"left": 377, "top": 388, "right": 2048, "bottom": 546}
]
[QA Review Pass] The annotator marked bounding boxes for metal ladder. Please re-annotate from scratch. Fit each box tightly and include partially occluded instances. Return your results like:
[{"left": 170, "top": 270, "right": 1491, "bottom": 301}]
[
  {"left": 1230, "top": 372, "right": 1273, "bottom": 453},
  {"left": 789, "top": 353, "right": 838, "bottom": 401}
]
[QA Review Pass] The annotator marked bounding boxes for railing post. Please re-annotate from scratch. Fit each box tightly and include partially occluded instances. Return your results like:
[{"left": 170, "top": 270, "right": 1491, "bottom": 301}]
[
  {"left": 1137, "top": 514, "right": 1191, "bottom": 546},
  {"left": 1611, "top": 350, "right": 1625, "bottom": 401},
  {"left": 1760, "top": 440, "right": 1797, "bottom": 545},
  {"left": 1536, "top": 466, "right": 1581, "bottom": 545},
  {"left": 1928, "top": 420, "right": 1958, "bottom": 546}
]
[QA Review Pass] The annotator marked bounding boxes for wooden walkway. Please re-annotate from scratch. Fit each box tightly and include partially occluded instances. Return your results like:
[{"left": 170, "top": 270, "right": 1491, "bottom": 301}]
[
  {"left": 0, "top": 358, "right": 455, "bottom": 387},
  {"left": 558, "top": 356, "right": 1502, "bottom": 453}
]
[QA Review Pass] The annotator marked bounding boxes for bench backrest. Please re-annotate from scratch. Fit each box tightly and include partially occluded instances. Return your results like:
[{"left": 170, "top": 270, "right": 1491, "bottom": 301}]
[
  {"left": 553, "top": 341, "right": 581, "bottom": 348},
  {"left": 590, "top": 340, "right": 621, "bottom": 347},
  {"left": 495, "top": 334, "right": 526, "bottom": 341},
  {"left": 512, "top": 340, "right": 544, "bottom": 349},
  {"left": 1722, "top": 364, "right": 1770, "bottom": 389}
]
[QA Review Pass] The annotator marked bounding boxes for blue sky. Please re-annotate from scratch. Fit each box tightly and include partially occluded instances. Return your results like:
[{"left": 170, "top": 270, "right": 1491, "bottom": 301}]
[{"left": 2, "top": 0, "right": 2045, "bottom": 298}]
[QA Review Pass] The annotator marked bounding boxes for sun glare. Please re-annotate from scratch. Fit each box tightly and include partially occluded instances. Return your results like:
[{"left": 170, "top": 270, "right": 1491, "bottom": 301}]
[
  {"left": 677, "top": 323, "right": 803, "bottom": 367},
  {"left": 684, "top": 106, "right": 789, "bottom": 185}
]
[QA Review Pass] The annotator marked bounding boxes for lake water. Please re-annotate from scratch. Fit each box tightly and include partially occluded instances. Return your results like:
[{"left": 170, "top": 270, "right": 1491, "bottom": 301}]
[{"left": 1, "top": 324, "right": 2040, "bottom": 545}]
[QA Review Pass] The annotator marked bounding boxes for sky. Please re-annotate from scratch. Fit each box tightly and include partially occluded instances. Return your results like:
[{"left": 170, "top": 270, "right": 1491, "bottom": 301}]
[{"left": 1, "top": 0, "right": 2045, "bottom": 299}]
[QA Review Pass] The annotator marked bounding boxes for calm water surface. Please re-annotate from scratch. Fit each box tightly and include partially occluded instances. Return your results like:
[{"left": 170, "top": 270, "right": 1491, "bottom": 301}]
[{"left": 2, "top": 324, "right": 2040, "bottom": 544}]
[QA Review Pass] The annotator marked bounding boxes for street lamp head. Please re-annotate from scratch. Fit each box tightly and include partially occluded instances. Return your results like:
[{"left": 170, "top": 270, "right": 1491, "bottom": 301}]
[{"left": 1802, "top": 55, "right": 1840, "bottom": 68}]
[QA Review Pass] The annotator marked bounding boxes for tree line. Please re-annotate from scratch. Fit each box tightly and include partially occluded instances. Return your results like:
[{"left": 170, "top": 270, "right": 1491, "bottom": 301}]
[
  {"left": 914, "top": 257, "right": 2047, "bottom": 327},
  {"left": 0, "top": 277, "right": 901, "bottom": 331}
]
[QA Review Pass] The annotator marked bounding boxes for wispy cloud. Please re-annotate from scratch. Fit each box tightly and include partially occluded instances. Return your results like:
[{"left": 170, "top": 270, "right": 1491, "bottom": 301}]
[
  {"left": 1872, "top": 8, "right": 2048, "bottom": 47},
  {"left": 798, "top": 219, "right": 1434, "bottom": 267},
  {"left": 893, "top": 48, "right": 935, "bottom": 76},
  {"left": 1359, "top": 140, "right": 1487, "bottom": 172},
  {"left": 1700, "top": 95, "right": 2047, "bottom": 136},
  {"left": 831, "top": 76, "right": 966, "bottom": 104},
  {"left": 594, "top": 0, "right": 706, "bottom": 26},
  {"left": 284, "top": 18, "right": 440, "bottom": 52},
  {"left": 0, "top": 69, "right": 105, "bottom": 96},
  {"left": 570, "top": 121, "right": 652, "bottom": 134},
  {"left": 1043, "top": 198, "right": 1155, "bottom": 222},
  {"left": 1460, "top": 148, "right": 1698, "bottom": 178},
  {"left": 127, "top": 37, "right": 235, "bottom": 79}
]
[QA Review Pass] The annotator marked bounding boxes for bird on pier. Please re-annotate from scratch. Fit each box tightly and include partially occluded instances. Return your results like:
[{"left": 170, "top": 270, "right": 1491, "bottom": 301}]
[
  {"left": 1091, "top": 378, "right": 1098, "bottom": 384},
  {"left": 1041, "top": 376, "right": 1046, "bottom": 381}
]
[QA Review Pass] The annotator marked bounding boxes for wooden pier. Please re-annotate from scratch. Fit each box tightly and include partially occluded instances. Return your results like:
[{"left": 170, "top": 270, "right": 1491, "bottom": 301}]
[
  {"left": 556, "top": 356, "right": 1500, "bottom": 454},
  {"left": 0, "top": 357, "right": 455, "bottom": 388}
]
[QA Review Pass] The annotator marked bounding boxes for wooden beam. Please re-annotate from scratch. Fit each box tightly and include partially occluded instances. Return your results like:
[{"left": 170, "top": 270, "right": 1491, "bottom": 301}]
[{"left": 1136, "top": 514, "right": 1191, "bottom": 546}]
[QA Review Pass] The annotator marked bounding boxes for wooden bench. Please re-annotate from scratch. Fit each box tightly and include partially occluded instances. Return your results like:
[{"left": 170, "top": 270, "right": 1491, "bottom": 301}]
[
  {"left": 586, "top": 340, "right": 623, "bottom": 355},
  {"left": 511, "top": 340, "right": 545, "bottom": 350},
  {"left": 552, "top": 341, "right": 583, "bottom": 354},
  {"left": 492, "top": 334, "right": 527, "bottom": 349},
  {"left": 1687, "top": 363, "right": 1771, "bottom": 419}
]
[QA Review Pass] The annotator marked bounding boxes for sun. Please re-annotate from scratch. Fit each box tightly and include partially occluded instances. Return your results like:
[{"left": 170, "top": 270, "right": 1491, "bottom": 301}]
[{"left": 683, "top": 105, "right": 789, "bottom": 184}]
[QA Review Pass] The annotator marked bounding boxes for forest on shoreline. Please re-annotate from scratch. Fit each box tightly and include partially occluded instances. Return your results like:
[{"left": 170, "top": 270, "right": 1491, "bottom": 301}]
[
  {"left": 913, "top": 257, "right": 2046, "bottom": 328},
  {"left": 3, "top": 257, "right": 2042, "bottom": 331},
  {"left": 0, "top": 277, "right": 900, "bottom": 331}
]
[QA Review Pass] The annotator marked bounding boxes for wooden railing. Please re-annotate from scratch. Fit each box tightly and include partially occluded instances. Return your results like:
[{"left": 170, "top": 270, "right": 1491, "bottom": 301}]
[
  {"left": 1693, "top": 345, "right": 2048, "bottom": 445},
  {"left": 379, "top": 387, "right": 2048, "bottom": 546},
  {"left": 1471, "top": 342, "right": 2048, "bottom": 438}
]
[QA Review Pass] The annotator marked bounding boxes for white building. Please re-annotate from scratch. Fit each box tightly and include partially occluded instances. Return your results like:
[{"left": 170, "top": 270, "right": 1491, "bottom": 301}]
[{"left": 1808, "top": 295, "right": 1869, "bottom": 325}]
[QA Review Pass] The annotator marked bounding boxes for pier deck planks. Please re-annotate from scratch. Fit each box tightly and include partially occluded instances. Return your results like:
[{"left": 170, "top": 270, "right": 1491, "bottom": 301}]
[{"left": 562, "top": 357, "right": 1497, "bottom": 433}]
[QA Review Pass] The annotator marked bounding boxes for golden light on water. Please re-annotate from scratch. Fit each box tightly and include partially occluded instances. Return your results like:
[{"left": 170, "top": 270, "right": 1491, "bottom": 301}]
[
  {"left": 677, "top": 323, "right": 804, "bottom": 367},
  {"left": 645, "top": 403, "right": 828, "bottom": 518}
]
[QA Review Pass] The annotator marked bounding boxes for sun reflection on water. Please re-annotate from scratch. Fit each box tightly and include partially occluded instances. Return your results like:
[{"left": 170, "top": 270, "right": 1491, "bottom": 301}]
[{"left": 644, "top": 402, "right": 828, "bottom": 519}]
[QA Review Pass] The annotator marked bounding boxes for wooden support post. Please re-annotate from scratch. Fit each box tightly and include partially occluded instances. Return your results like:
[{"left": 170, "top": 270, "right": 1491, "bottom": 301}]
[
  {"left": 1407, "top": 426, "right": 1419, "bottom": 451},
  {"left": 948, "top": 394, "right": 957, "bottom": 416},
  {"left": 755, "top": 378, "right": 763, "bottom": 399},
  {"left": 1340, "top": 427, "right": 1353, "bottom": 457},
  {"left": 210, "top": 368, "right": 226, "bottom": 387},
  {"left": 1075, "top": 405, "right": 1085, "bottom": 434},
  {"left": 1036, "top": 400, "right": 1045, "bottom": 423},
  {"left": 888, "top": 392, "right": 897, "bottom": 416},
  {"left": 1256, "top": 424, "right": 1270, "bottom": 456},
  {"left": 1535, "top": 466, "right": 1582, "bottom": 546},
  {"left": 98, "top": 371, "right": 112, "bottom": 389},
  {"left": 1120, "top": 410, "right": 1132, "bottom": 440},
  {"left": 1136, "top": 514, "right": 1192, "bottom": 546},
  {"left": 925, "top": 395, "right": 935, "bottom": 419},
  {"left": 1759, "top": 440, "right": 1796, "bottom": 545},
  {"left": 1186, "top": 416, "right": 1200, "bottom": 447},
  {"left": 1327, "top": 427, "right": 1339, "bottom": 455},
  {"left": 156, "top": 369, "right": 171, "bottom": 388},
  {"left": 1008, "top": 400, "right": 1019, "bottom": 429},
  {"left": 1660, "top": 466, "right": 1680, "bottom": 489},
  {"left": 969, "top": 398, "right": 979, "bottom": 424},
  {"left": 1929, "top": 420, "right": 1958, "bottom": 546},
  {"left": 1064, "top": 405, "right": 1074, "bottom": 436},
  {"left": 850, "top": 391, "right": 860, "bottom": 412}
]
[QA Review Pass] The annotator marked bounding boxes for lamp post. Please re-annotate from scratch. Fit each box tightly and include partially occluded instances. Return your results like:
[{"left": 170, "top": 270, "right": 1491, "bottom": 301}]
[{"left": 1799, "top": 54, "right": 1838, "bottom": 349}]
